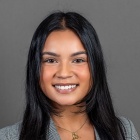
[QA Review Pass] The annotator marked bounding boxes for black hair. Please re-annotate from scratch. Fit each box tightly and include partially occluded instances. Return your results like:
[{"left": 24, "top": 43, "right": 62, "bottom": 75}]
[{"left": 19, "top": 11, "right": 126, "bottom": 140}]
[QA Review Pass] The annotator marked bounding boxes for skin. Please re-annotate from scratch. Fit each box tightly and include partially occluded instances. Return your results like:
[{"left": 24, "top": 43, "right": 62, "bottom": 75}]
[
  {"left": 40, "top": 29, "right": 91, "bottom": 106},
  {"left": 40, "top": 29, "right": 95, "bottom": 140}
]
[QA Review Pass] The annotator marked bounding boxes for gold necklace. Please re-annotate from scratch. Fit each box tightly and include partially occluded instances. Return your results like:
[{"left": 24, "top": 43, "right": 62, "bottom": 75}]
[{"left": 56, "top": 118, "right": 87, "bottom": 140}]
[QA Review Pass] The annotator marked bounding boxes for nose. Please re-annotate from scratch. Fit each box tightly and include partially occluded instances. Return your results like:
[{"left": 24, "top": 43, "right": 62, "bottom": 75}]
[{"left": 55, "top": 62, "right": 73, "bottom": 79}]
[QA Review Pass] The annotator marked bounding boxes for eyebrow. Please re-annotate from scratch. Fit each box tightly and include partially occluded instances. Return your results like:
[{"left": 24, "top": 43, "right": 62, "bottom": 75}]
[
  {"left": 71, "top": 51, "right": 87, "bottom": 57},
  {"left": 42, "top": 51, "right": 87, "bottom": 57},
  {"left": 42, "top": 52, "right": 60, "bottom": 57}
]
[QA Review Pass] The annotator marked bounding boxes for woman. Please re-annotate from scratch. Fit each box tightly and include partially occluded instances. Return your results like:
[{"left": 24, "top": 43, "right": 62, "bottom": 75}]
[{"left": 0, "top": 12, "right": 139, "bottom": 140}]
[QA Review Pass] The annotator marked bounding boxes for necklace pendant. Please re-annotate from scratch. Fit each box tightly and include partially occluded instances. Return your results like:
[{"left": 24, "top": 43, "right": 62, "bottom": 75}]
[{"left": 72, "top": 132, "right": 79, "bottom": 140}]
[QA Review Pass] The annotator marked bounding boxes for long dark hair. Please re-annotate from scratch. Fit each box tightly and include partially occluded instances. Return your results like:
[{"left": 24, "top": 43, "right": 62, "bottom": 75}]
[{"left": 20, "top": 11, "right": 126, "bottom": 140}]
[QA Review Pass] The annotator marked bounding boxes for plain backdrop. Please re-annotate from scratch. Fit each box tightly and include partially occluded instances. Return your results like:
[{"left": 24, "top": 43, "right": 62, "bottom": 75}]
[{"left": 0, "top": 0, "right": 140, "bottom": 135}]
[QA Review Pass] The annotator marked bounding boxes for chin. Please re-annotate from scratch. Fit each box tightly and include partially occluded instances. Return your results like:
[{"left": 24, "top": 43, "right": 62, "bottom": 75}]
[{"left": 55, "top": 100, "right": 78, "bottom": 107}]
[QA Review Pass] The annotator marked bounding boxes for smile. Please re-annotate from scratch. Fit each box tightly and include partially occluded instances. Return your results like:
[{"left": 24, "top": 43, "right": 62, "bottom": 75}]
[
  {"left": 55, "top": 85, "right": 77, "bottom": 90},
  {"left": 53, "top": 84, "right": 79, "bottom": 94}
]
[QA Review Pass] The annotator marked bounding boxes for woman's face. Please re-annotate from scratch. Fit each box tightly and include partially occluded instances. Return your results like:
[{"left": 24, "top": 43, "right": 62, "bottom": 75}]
[{"left": 40, "top": 29, "right": 91, "bottom": 106}]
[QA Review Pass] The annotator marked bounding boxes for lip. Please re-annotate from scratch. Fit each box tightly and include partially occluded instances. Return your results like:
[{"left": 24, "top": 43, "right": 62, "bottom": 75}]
[
  {"left": 52, "top": 83, "right": 79, "bottom": 86},
  {"left": 52, "top": 83, "right": 79, "bottom": 94}
]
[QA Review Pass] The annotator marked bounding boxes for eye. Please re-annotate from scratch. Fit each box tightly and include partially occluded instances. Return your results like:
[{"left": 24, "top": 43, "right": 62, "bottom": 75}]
[
  {"left": 72, "top": 58, "right": 86, "bottom": 63},
  {"left": 43, "top": 58, "right": 58, "bottom": 63}
]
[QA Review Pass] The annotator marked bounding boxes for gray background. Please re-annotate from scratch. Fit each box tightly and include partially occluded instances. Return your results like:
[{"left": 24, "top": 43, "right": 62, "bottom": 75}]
[{"left": 0, "top": 0, "right": 140, "bottom": 135}]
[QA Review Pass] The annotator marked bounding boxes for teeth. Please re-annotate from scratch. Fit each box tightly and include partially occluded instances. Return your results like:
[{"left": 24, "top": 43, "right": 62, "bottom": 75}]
[{"left": 55, "top": 85, "right": 76, "bottom": 90}]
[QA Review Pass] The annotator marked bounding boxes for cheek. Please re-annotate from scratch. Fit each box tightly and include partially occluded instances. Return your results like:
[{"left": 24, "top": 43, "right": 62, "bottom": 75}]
[
  {"left": 40, "top": 67, "right": 55, "bottom": 89},
  {"left": 73, "top": 65, "right": 91, "bottom": 82}
]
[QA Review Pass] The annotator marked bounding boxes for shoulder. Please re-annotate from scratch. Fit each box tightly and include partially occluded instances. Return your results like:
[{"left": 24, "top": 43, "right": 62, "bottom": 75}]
[
  {"left": 119, "top": 117, "right": 139, "bottom": 140},
  {"left": 0, "top": 122, "right": 21, "bottom": 140}
]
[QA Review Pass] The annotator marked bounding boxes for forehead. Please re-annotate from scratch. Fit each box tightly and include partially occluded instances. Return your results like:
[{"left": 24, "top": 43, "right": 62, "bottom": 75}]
[{"left": 43, "top": 29, "right": 85, "bottom": 52}]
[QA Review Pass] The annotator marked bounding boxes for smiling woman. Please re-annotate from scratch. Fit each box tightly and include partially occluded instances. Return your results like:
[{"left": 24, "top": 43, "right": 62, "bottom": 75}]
[
  {"left": 0, "top": 12, "right": 139, "bottom": 140},
  {"left": 40, "top": 30, "right": 91, "bottom": 106}
]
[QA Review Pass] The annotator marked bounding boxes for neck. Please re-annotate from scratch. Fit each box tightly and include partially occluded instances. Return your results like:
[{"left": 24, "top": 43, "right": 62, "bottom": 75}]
[{"left": 51, "top": 104, "right": 89, "bottom": 131}]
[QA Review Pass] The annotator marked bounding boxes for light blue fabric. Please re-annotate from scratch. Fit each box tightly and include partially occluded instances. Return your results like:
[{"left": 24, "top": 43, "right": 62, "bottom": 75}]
[{"left": 0, "top": 117, "right": 139, "bottom": 140}]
